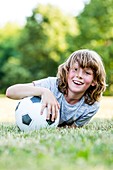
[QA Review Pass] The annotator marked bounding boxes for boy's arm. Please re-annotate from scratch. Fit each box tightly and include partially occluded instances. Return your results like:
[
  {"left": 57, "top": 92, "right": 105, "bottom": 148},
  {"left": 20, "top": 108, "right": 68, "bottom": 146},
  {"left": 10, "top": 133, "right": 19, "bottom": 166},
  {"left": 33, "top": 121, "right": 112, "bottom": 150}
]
[
  {"left": 6, "top": 83, "right": 60, "bottom": 121},
  {"left": 6, "top": 83, "right": 45, "bottom": 100}
]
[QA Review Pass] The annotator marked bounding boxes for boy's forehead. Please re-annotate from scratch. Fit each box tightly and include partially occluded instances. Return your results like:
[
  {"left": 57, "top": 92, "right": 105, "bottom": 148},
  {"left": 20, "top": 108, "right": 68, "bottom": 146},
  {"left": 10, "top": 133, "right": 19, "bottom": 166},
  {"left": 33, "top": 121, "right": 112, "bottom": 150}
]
[
  {"left": 71, "top": 56, "right": 96, "bottom": 67},
  {"left": 72, "top": 62, "right": 93, "bottom": 70}
]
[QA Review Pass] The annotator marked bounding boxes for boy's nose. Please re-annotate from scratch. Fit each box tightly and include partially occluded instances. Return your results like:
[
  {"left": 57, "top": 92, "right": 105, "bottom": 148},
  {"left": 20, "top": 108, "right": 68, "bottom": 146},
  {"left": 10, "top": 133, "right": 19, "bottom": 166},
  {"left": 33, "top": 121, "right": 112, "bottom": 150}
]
[{"left": 76, "top": 69, "right": 83, "bottom": 79}]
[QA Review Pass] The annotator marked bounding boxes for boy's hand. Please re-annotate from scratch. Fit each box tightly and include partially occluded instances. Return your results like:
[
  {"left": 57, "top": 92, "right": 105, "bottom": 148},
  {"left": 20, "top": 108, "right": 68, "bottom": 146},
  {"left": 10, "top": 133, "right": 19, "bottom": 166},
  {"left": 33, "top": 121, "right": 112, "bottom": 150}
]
[{"left": 40, "top": 88, "right": 60, "bottom": 121}]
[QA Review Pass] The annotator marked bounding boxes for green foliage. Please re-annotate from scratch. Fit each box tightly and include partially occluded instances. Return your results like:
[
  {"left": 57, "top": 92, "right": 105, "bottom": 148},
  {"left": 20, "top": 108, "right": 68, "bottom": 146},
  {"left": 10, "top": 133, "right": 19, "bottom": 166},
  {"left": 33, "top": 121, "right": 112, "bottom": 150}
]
[
  {"left": 0, "top": 5, "right": 78, "bottom": 93},
  {"left": 76, "top": 0, "right": 113, "bottom": 95},
  {"left": 1, "top": 57, "right": 32, "bottom": 92},
  {"left": 0, "top": 23, "right": 21, "bottom": 65},
  {"left": 0, "top": 24, "right": 22, "bottom": 92},
  {"left": 0, "top": 119, "right": 113, "bottom": 170},
  {"left": 17, "top": 4, "right": 78, "bottom": 80},
  {"left": 0, "top": 2, "right": 113, "bottom": 94}
]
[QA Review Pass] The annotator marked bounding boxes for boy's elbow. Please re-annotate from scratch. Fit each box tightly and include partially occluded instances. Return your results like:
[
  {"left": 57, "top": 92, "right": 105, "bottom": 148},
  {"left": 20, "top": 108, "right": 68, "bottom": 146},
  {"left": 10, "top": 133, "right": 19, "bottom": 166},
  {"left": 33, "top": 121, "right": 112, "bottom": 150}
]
[
  {"left": 6, "top": 87, "right": 14, "bottom": 99},
  {"left": 6, "top": 87, "right": 11, "bottom": 98}
]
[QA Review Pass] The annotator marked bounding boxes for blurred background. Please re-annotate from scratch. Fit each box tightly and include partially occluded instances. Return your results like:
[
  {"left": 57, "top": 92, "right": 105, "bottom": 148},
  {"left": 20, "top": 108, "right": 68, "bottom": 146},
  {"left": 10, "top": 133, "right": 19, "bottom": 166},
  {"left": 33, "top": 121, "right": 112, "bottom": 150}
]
[{"left": 0, "top": 0, "right": 113, "bottom": 96}]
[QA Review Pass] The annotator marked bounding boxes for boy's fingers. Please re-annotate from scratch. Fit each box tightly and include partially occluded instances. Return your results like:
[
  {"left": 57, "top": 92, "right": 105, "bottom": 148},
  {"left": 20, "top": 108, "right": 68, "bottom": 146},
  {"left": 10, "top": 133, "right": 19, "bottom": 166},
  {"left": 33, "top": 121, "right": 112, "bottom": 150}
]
[
  {"left": 51, "top": 105, "right": 59, "bottom": 121},
  {"left": 42, "top": 102, "right": 60, "bottom": 121},
  {"left": 55, "top": 106, "right": 59, "bottom": 119},
  {"left": 40, "top": 103, "right": 47, "bottom": 115},
  {"left": 46, "top": 104, "right": 51, "bottom": 120},
  {"left": 57, "top": 103, "right": 60, "bottom": 110},
  {"left": 51, "top": 105, "right": 55, "bottom": 121}
]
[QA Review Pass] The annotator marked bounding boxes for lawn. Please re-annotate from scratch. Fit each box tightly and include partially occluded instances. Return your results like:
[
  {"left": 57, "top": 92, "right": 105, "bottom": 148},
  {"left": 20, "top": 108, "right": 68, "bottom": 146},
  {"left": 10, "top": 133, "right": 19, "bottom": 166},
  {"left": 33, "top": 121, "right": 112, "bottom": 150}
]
[{"left": 0, "top": 96, "right": 113, "bottom": 170}]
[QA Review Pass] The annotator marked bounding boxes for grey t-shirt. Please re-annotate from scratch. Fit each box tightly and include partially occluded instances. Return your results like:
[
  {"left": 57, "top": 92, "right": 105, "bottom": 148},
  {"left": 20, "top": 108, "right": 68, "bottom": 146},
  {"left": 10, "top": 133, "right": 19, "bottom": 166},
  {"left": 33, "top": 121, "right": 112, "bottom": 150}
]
[{"left": 33, "top": 77, "right": 100, "bottom": 127}]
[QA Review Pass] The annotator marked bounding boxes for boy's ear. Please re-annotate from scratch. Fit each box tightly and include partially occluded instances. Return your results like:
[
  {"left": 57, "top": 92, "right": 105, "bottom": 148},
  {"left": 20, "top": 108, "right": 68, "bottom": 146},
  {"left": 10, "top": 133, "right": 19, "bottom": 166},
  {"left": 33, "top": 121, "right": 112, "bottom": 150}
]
[{"left": 91, "top": 81, "right": 97, "bottom": 86}]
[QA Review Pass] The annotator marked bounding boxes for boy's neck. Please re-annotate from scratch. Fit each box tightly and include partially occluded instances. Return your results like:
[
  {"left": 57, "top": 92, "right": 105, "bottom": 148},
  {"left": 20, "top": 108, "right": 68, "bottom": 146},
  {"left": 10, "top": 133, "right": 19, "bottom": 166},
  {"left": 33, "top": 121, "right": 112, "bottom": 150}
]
[
  {"left": 64, "top": 95, "right": 80, "bottom": 105},
  {"left": 64, "top": 92, "right": 84, "bottom": 105},
  {"left": 65, "top": 96, "right": 79, "bottom": 104}
]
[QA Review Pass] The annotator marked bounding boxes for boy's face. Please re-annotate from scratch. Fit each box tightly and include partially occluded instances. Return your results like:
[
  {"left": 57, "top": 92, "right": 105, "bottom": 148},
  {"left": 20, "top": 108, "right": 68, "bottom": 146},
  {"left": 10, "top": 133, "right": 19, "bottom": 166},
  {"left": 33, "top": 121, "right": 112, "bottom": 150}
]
[{"left": 67, "top": 62, "right": 96, "bottom": 96}]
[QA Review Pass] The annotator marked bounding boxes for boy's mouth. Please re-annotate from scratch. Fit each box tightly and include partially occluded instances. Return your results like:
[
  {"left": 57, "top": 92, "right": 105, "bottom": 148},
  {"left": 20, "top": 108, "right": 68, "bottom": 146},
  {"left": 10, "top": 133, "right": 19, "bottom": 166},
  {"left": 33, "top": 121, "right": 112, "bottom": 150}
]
[{"left": 73, "top": 80, "right": 84, "bottom": 85}]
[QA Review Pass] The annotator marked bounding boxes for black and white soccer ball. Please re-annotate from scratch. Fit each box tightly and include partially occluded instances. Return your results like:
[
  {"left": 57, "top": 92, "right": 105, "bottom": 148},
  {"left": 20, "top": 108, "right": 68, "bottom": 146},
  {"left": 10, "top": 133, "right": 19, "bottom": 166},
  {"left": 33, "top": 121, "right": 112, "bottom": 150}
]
[{"left": 15, "top": 96, "right": 59, "bottom": 132}]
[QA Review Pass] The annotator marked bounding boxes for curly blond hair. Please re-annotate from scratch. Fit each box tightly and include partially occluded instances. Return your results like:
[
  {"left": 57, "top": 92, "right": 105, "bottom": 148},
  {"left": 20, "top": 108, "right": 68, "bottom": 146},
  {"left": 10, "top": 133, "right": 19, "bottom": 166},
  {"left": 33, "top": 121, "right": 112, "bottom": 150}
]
[{"left": 57, "top": 49, "right": 106, "bottom": 105}]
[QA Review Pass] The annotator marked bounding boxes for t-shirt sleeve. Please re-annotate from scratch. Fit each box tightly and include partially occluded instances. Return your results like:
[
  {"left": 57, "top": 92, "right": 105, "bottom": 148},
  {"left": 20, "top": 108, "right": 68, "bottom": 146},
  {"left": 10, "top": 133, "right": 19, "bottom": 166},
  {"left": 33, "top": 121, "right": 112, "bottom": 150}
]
[
  {"left": 32, "top": 77, "right": 59, "bottom": 97},
  {"left": 32, "top": 77, "right": 62, "bottom": 102},
  {"left": 33, "top": 77, "right": 55, "bottom": 89},
  {"left": 74, "top": 102, "right": 100, "bottom": 127}
]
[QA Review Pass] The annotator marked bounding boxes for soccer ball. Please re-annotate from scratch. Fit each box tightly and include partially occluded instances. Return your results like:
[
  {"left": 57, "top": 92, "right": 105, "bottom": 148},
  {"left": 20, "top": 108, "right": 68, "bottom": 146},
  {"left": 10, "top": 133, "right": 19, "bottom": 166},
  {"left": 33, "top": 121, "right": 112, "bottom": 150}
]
[{"left": 15, "top": 96, "right": 59, "bottom": 132}]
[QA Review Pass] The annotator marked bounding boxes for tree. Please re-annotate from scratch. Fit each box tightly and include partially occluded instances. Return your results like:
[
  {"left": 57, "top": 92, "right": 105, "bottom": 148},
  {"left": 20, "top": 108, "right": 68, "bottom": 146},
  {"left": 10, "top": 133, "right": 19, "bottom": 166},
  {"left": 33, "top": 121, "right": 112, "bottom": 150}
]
[
  {"left": 17, "top": 4, "right": 78, "bottom": 80},
  {"left": 0, "top": 23, "right": 22, "bottom": 93},
  {"left": 75, "top": 0, "right": 113, "bottom": 95}
]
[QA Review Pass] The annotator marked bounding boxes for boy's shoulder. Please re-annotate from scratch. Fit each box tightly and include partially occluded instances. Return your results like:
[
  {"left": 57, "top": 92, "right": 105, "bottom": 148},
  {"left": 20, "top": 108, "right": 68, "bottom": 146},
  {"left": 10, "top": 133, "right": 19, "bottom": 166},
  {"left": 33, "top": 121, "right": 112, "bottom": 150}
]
[
  {"left": 84, "top": 100, "right": 100, "bottom": 112},
  {"left": 46, "top": 77, "right": 58, "bottom": 86},
  {"left": 47, "top": 76, "right": 57, "bottom": 81}
]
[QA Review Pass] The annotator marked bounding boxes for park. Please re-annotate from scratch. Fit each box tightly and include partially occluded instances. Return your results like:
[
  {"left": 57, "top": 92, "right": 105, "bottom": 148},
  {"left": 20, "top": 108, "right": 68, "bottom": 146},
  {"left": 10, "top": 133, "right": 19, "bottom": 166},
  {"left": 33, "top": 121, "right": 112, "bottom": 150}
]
[{"left": 0, "top": 0, "right": 113, "bottom": 170}]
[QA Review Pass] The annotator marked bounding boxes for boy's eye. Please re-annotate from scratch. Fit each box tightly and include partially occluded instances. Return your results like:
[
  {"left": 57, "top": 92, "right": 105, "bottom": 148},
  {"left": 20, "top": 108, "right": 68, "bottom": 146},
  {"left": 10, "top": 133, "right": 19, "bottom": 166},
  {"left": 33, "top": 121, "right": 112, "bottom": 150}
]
[
  {"left": 84, "top": 68, "right": 93, "bottom": 75},
  {"left": 85, "top": 71, "right": 92, "bottom": 75},
  {"left": 70, "top": 68, "right": 77, "bottom": 72},
  {"left": 86, "top": 71, "right": 90, "bottom": 74}
]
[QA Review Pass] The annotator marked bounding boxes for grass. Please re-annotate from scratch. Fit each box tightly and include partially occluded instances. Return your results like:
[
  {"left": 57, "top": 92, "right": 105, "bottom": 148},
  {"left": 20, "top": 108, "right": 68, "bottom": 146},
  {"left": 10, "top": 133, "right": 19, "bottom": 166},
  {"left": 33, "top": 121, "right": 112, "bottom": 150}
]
[
  {"left": 0, "top": 96, "right": 113, "bottom": 170},
  {"left": 0, "top": 119, "right": 113, "bottom": 170}
]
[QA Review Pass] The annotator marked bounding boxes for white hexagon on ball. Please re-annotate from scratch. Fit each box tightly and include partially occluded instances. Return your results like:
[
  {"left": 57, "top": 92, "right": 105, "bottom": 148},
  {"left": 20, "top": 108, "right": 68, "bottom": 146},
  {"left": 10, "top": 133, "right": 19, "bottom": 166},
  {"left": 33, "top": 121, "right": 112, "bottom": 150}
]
[{"left": 15, "top": 96, "right": 59, "bottom": 132}]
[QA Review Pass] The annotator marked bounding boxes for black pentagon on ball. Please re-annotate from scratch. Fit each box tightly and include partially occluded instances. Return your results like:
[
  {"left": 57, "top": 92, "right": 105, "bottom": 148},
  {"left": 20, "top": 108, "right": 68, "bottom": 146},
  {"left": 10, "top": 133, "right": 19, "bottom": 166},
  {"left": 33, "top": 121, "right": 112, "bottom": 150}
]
[
  {"left": 30, "top": 96, "right": 41, "bottom": 103},
  {"left": 22, "top": 114, "right": 32, "bottom": 125}
]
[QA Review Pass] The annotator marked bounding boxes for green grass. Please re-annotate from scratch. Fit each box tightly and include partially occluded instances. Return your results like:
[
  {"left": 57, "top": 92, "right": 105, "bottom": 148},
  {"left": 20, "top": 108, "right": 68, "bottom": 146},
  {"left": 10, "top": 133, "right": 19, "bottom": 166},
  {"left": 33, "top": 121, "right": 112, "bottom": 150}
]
[{"left": 0, "top": 119, "right": 113, "bottom": 170}]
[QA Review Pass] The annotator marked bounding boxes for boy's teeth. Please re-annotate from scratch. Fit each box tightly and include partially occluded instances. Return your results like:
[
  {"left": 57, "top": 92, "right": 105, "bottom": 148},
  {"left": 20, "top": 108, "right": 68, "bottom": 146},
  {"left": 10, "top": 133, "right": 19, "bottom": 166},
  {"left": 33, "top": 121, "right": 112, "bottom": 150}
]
[{"left": 73, "top": 80, "right": 83, "bottom": 85}]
